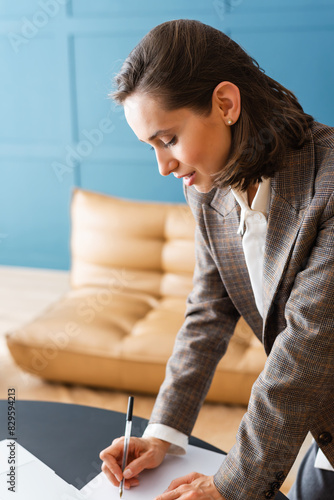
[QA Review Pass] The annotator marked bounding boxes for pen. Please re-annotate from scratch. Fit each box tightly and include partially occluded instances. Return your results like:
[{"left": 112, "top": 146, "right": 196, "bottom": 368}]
[{"left": 119, "top": 396, "right": 134, "bottom": 498}]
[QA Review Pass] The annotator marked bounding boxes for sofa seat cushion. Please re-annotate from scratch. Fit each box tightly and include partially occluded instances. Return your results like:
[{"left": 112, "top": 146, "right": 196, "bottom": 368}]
[
  {"left": 6, "top": 189, "right": 267, "bottom": 405},
  {"left": 7, "top": 291, "right": 265, "bottom": 404}
]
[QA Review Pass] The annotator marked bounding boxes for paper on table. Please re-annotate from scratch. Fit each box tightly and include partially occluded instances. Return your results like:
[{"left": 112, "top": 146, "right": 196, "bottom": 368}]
[
  {"left": 81, "top": 444, "right": 225, "bottom": 500},
  {"left": 0, "top": 440, "right": 35, "bottom": 473},
  {"left": 0, "top": 439, "right": 85, "bottom": 500},
  {"left": 0, "top": 440, "right": 225, "bottom": 500}
]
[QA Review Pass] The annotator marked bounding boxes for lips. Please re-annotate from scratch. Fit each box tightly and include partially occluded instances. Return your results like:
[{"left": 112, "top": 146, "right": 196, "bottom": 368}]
[
  {"left": 182, "top": 171, "right": 196, "bottom": 187},
  {"left": 174, "top": 171, "right": 193, "bottom": 179},
  {"left": 173, "top": 171, "right": 196, "bottom": 186}
]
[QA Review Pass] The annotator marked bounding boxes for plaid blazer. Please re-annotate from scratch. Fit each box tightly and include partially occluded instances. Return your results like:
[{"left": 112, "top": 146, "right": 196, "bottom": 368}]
[{"left": 149, "top": 121, "right": 334, "bottom": 499}]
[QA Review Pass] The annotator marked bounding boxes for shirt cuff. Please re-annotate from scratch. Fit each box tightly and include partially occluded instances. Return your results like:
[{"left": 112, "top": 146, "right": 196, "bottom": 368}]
[{"left": 142, "top": 424, "right": 188, "bottom": 455}]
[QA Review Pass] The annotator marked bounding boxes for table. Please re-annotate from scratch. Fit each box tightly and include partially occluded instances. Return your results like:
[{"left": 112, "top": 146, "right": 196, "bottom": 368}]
[{"left": 0, "top": 400, "right": 287, "bottom": 498}]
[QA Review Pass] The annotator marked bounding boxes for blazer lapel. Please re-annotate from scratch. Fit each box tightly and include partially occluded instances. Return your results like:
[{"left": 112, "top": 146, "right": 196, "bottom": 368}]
[
  {"left": 262, "top": 193, "right": 307, "bottom": 326},
  {"left": 262, "top": 132, "right": 316, "bottom": 343}
]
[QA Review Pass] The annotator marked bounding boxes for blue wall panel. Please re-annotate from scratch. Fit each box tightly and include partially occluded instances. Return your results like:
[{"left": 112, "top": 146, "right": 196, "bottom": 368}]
[
  {"left": 73, "top": 34, "right": 138, "bottom": 144},
  {"left": 71, "top": 0, "right": 215, "bottom": 17},
  {"left": 80, "top": 160, "right": 183, "bottom": 202},
  {"left": 0, "top": 159, "right": 73, "bottom": 269},
  {"left": 0, "top": 0, "right": 333, "bottom": 270},
  {"left": 0, "top": 0, "right": 67, "bottom": 17},
  {"left": 233, "top": 28, "right": 334, "bottom": 125},
  {"left": 0, "top": 35, "right": 69, "bottom": 143}
]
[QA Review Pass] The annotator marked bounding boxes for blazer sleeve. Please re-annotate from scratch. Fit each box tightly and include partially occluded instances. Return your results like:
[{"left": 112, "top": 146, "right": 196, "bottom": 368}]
[
  {"left": 214, "top": 193, "right": 334, "bottom": 499},
  {"left": 148, "top": 190, "right": 240, "bottom": 435}
]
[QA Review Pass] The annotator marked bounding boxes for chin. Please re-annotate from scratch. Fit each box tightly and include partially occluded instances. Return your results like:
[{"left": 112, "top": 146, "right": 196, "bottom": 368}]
[{"left": 194, "top": 184, "right": 214, "bottom": 194}]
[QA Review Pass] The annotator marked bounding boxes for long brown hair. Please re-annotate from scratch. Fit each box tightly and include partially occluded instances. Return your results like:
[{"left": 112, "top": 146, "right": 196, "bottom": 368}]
[{"left": 112, "top": 19, "right": 314, "bottom": 190}]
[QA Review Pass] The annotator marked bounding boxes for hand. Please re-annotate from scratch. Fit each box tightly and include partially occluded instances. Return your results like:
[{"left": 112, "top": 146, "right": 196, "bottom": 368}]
[
  {"left": 154, "top": 472, "right": 226, "bottom": 499},
  {"left": 100, "top": 436, "right": 170, "bottom": 490}
]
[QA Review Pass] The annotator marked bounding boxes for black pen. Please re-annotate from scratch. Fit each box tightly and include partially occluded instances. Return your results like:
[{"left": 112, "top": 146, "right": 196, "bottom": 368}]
[{"left": 119, "top": 396, "right": 134, "bottom": 498}]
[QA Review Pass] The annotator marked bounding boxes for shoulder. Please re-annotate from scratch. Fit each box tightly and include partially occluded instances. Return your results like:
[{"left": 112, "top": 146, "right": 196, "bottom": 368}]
[
  {"left": 311, "top": 121, "right": 334, "bottom": 195},
  {"left": 312, "top": 121, "right": 334, "bottom": 176},
  {"left": 311, "top": 121, "right": 334, "bottom": 151},
  {"left": 274, "top": 121, "right": 334, "bottom": 207}
]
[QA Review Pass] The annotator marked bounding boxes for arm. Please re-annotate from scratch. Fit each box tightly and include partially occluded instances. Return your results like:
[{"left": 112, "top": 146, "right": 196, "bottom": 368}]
[{"left": 149, "top": 218, "right": 240, "bottom": 435}]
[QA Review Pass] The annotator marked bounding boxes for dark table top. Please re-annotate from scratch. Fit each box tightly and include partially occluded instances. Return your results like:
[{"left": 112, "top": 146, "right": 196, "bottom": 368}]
[{"left": 0, "top": 400, "right": 287, "bottom": 498}]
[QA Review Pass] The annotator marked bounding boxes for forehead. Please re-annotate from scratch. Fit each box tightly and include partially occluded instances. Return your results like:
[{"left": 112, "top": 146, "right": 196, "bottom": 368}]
[{"left": 123, "top": 93, "right": 190, "bottom": 141}]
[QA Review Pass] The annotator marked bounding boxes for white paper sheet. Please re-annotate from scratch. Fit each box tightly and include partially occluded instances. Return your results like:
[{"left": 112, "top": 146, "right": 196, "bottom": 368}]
[
  {"left": 0, "top": 440, "right": 35, "bottom": 473},
  {"left": 81, "top": 444, "right": 225, "bottom": 500},
  {"left": 0, "top": 439, "right": 225, "bottom": 500},
  {"left": 0, "top": 440, "right": 85, "bottom": 500}
]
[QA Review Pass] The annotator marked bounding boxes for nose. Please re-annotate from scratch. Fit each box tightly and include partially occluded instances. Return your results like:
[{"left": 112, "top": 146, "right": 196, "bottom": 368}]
[{"left": 155, "top": 149, "right": 178, "bottom": 177}]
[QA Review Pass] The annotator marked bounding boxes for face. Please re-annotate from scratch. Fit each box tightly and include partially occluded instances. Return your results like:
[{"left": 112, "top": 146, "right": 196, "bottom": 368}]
[{"left": 124, "top": 92, "right": 233, "bottom": 193}]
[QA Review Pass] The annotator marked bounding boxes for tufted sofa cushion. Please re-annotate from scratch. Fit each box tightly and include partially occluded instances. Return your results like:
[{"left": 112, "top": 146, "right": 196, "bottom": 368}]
[{"left": 6, "top": 188, "right": 266, "bottom": 405}]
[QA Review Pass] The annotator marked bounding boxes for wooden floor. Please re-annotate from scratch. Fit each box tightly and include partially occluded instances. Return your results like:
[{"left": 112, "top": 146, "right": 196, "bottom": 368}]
[{"left": 0, "top": 265, "right": 312, "bottom": 496}]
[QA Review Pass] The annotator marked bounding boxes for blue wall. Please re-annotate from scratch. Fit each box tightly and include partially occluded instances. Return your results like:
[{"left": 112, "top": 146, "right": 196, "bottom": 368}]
[{"left": 1, "top": 0, "right": 333, "bottom": 270}]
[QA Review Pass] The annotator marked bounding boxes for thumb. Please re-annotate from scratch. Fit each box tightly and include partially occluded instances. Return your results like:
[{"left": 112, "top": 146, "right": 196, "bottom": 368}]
[
  {"left": 122, "top": 455, "right": 145, "bottom": 479},
  {"left": 123, "top": 446, "right": 165, "bottom": 479}
]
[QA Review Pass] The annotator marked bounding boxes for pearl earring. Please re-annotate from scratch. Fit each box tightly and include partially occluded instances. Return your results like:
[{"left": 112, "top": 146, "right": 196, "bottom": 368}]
[{"left": 227, "top": 119, "right": 233, "bottom": 125}]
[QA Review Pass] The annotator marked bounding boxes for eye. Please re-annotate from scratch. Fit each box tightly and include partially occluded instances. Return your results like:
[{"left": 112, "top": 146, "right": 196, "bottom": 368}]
[
  {"left": 163, "top": 136, "right": 177, "bottom": 149},
  {"left": 148, "top": 136, "right": 177, "bottom": 152}
]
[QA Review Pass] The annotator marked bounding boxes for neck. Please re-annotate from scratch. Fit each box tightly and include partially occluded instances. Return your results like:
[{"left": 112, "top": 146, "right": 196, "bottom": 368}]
[{"left": 247, "top": 184, "right": 259, "bottom": 206}]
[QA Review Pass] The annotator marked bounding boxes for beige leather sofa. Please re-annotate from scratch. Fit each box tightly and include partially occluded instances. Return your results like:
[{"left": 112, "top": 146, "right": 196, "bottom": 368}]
[{"left": 6, "top": 189, "right": 266, "bottom": 405}]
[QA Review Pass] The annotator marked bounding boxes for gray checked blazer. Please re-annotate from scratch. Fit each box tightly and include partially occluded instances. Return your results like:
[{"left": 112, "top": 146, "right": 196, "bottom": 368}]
[{"left": 149, "top": 121, "right": 334, "bottom": 499}]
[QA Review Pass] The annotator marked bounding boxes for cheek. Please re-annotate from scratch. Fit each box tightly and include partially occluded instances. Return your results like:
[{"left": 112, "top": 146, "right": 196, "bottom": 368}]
[
  {"left": 181, "top": 149, "right": 203, "bottom": 166},
  {"left": 207, "top": 138, "right": 231, "bottom": 173},
  {"left": 179, "top": 127, "right": 225, "bottom": 169},
  {"left": 179, "top": 138, "right": 208, "bottom": 167}
]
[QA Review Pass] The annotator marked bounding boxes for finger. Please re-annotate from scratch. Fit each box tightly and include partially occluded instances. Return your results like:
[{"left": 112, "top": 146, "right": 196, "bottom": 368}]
[
  {"left": 112, "top": 436, "right": 124, "bottom": 445},
  {"left": 101, "top": 438, "right": 146, "bottom": 482},
  {"left": 100, "top": 437, "right": 124, "bottom": 460},
  {"left": 124, "top": 477, "right": 140, "bottom": 489},
  {"left": 166, "top": 472, "right": 200, "bottom": 491},
  {"left": 154, "top": 487, "right": 183, "bottom": 500},
  {"left": 122, "top": 449, "right": 158, "bottom": 479},
  {"left": 110, "top": 437, "right": 126, "bottom": 453},
  {"left": 101, "top": 453, "right": 123, "bottom": 481},
  {"left": 100, "top": 441, "right": 127, "bottom": 482},
  {"left": 101, "top": 461, "right": 120, "bottom": 487}
]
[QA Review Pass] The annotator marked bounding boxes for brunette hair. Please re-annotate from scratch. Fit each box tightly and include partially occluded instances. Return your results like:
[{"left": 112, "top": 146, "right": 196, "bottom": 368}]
[{"left": 112, "top": 19, "right": 314, "bottom": 190}]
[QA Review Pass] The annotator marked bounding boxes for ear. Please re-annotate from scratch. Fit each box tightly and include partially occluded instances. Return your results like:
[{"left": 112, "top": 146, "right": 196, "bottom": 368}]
[{"left": 212, "top": 81, "right": 241, "bottom": 125}]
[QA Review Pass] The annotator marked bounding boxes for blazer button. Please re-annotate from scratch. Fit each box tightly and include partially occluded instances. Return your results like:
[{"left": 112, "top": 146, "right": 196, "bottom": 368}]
[
  {"left": 264, "top": 490, "right": 275, "bottom": 499},
  {"left": 276, "top": 471, "right": 286, "bottom": 482},
  {"left": 318, "top": 432, "right": 333, "bottom": 446},
  {"left": 270, "top": 481, "right": 280, "bottom": 491}
]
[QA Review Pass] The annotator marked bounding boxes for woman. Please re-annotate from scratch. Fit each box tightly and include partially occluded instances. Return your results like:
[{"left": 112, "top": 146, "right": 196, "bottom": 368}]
[{"left": 100, "top": 20, "right": 334, "bottom": 500}]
